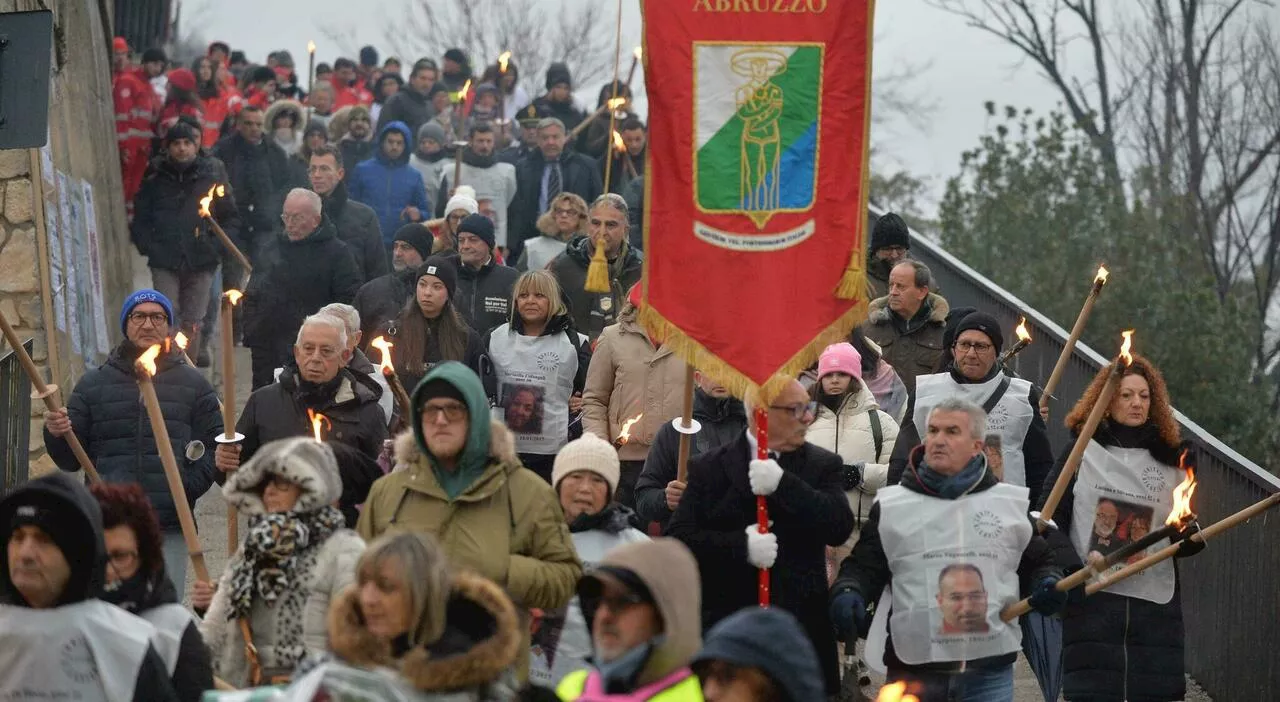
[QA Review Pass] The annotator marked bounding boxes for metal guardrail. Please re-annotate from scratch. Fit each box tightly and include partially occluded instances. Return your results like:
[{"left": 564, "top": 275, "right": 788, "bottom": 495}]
[
  {"left": 0, "top": 339, "right": 33, "bottom": 494},
  {"left": 875, "top": 206, "right": 1280, "bottom": 701}
]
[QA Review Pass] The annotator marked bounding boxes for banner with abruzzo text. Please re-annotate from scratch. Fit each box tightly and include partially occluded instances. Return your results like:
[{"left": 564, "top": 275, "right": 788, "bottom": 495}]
[{"left": 639, "top": 0, "right": 875, "bottom": 401}]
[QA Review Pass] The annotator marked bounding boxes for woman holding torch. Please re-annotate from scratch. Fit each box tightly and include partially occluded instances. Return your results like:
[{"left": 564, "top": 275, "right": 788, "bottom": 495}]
[{"left": 1036, "top": 355, "right": 1203, "bottom": 702}]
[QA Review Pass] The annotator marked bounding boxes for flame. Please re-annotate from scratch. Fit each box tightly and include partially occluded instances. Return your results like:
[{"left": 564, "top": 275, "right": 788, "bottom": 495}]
[
  {"left": 1015, "top": 317, "right": 1031, "bottom": 342},
  {"left": 307, "top": 409, "right": 330, "bottom": 442},
  {"left": 137, "top": 344, "right": 162, "bottom": 377},
  {"left": 454, "top": 79, "right": 472, "bottom": 102},
  {"left": 307, "top": 40, "right": 316, "bottom": 54},
  {"left": 498, "top": 51, "right": 511, "bottom": 72},
  {"left": 612, "top": 129, "right": 626, "bottom": 153},
  {"left": 617, "top": 414, "right": 644, "bottom": 445},
  {"left": 1166, "top": 451, "right": 1198, "bottom": 526},
  {"left": 1095, "top": 264, "right": 1109, "bottom": 286},
  {"left": 369, "top": 336, "right": 395, "bottom": 374},
  {"left": 223, "top": 289, "right": 243, "bottom": 306},
  {"left": 175, "top": 331, "right": 189, "bottom": 350},
  {"left": 1119, "top": 329, "right": 1135, "bottom": 365},
  {"left": 607, "top": 97, "right": 627, "bottom": 110},
  {"left": 633, "top": 46, "right": 643, "bottom": 61},
  {"left": 198, "top": 184, "right": 227, "bottom": 218},
  {"left": 876, "top": 682, "right": 920, "bottom": 702}
]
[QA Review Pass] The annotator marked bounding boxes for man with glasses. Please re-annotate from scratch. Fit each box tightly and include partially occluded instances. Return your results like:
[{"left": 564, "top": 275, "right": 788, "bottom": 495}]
[
  {"left": 861, "top": 259, "right": 950, "bottom": 393},
  {"left": 668, "top": 377, "right": 855, "bottom": 696},
  {"left": 309, "top": 145, "right": 387, "bottom": 283},
  {"left": 241, "top": 188, "right": 363, "bottom": 388},
  {"left": 549, "top": 193, "right": 642, "bottom": 341},
  {"left": 43, "top": 289, "right": 221, "bottom": 595},
  {"left": 216, "top": 313, "right": 387, "bottom": 528},
  {"left": 867, "top": 212, "right": 913, "bottom": 298},
  {"left": 510, "top": 117, "right": 604, "bottom": 264}
]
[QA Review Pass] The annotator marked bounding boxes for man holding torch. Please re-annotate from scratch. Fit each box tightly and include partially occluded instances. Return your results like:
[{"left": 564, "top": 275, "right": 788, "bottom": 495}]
[{"left": 42, "top": 289, "right": 221, "bottom": 595}]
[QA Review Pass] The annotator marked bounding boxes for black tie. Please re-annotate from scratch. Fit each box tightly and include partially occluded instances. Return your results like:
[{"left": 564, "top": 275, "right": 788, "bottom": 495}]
[{"left": 547, "top": 163, "right": 562, "bottom": 203}]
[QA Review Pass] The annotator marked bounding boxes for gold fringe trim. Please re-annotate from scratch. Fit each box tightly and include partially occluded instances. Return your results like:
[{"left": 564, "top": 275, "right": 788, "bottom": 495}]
[
  {"left": 638, "top": 300, "right": 868, "bottom": 404},
  {"left": 836, "top": 0, "right": 878, "bottom": 300},
  {"left": 835, "top": 261, "right": 867, "bottom": 300},
  {"left": 584, "top": 241, "right": 611, "bottom": 294}
]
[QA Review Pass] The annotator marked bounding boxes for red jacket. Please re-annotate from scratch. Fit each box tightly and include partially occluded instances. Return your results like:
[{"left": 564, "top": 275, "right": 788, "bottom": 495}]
[
  {"left": 334, "top": 81, "right": 373, "bottom": 109},
  {"left": 200, "top": 93, "right": 231, "bottom": 148},
  {"left": 157, "top": 101, "right": 205, "bottom": 140},
  {"left": 113, "top": 69, "right": 156, "bottom": 150}
]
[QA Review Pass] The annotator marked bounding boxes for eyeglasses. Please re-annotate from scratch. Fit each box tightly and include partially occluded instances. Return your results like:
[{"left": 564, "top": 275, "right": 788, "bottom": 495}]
[
  {"left": 590, "top": 588, "right": 646, "bottom": 614},
  {"left": 422, "top": 402, "right": 467, "bottom": 423},
  {"left": 297, "top": 343, "right": 340, "bottom": 360},
  {"left": 554, "top": 207, "right": 584, "bottom": 217},
  {"left": 955, "top": 341, "right": 995, "bottom": 355},
  {"left": 770, "top": 401, "right": 818, "bottom": 420},
  {"left": 107, "top": 549, "right": 139, "bottom": 570},
  {"left": 281, "top": 212, "right": 311, "bottom": 224},
  {"left": 590, "top": 218, "right": 623, "bottom": 231},
  {"left": 127, "top": 312, "right": 169, "bottom": 327}
]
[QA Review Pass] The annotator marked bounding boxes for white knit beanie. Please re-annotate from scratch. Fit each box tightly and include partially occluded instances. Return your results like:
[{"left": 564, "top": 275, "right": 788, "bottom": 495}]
[
  {"left": 444, "top": 185, "right": 479, "bottom": 218},
  {"left": 552, "top": 433, "right": 621, "bottom": 497}
]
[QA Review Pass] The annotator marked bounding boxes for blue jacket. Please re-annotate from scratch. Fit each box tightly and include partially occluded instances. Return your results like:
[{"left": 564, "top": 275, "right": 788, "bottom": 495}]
[
  {"left": 43, "top": 343, "right": 221, "bottom": 532},
  {"left": 347, "top": 121, "right": 430, "bottom": 245}
]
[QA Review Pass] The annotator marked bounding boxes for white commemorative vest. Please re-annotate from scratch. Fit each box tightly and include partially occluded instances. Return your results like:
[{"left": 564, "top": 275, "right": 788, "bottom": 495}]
[
  {"left": 140, "top": 602, "right": 198, "bottom": 676},
  {"left": 878, "top": 482, "right": 1031, "bottom": 665},
  {"left": 914, "top": 373, "right": 1035, "bottom": 487},
  {"left": 488, "top": 324, "right": 584, "bottom": 455},
  {"left": 0, "top": 600, "right": 158, "bottom": 702},
  {"left": 1069, "top": 441, "right": 1177, "bottom": 604}
]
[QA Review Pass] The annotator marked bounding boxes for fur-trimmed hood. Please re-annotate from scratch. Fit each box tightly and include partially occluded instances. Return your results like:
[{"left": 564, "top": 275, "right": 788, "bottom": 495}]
[
  {"left": 327, "top": 571, "right": 521, "bottom": 693},
  {"left": 867, "top": 291, "right": 949, "bottom": 327},
  {"left": 222, "top": 436, "right": 343, "bottom": 515}
]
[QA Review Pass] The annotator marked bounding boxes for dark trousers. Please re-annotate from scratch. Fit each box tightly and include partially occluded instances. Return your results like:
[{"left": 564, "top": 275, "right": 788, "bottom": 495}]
[
  {"left": 520, "top": 453, "right": 555, "bottom": 485},
  {"left": 616, "top": 460, "right": 644, "bottom": 511}
]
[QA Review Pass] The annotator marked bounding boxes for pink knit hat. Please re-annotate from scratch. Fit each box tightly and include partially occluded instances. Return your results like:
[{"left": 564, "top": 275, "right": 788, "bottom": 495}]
[{"left": 818, "top": 342, "right": 862, "bottom": 381}]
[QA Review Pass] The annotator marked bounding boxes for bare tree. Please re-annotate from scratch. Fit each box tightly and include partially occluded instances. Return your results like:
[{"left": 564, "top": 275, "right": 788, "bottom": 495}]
[{"left": 324, "top": 0, "right": 614, "bottom": 101}]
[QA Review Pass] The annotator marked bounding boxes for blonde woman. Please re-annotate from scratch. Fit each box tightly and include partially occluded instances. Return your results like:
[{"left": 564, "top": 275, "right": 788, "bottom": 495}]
[{"left": 518, "top": 193, "right": 588, "bottom": 272}]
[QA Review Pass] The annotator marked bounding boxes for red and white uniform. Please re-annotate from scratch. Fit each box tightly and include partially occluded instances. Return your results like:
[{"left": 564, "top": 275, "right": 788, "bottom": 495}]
[
  {"left": 334, "top": 81, "right": 373, "bottom": 109},
  {"left": 200, "top": 93, "right": 232, "bottom": 149},
  {"left": 113, "top": 68, "right": 157, "bottom": 219}
]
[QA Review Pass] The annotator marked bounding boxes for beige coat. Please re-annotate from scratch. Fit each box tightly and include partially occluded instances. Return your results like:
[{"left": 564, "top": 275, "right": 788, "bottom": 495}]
[{"left": 582, "top": 311, "right": 689, "bottom": 462}]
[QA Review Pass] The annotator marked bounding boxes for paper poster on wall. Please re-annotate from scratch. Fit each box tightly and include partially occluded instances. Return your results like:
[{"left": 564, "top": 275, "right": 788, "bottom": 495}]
[
  {"left": 39, "top": 144, "right": 65, "bottom": 333},
  {"left": 67, "top": 180, "right": 96, "bottom": 366},
  {"left": 80, "top": 181, "right": 110, "bottom": 355},
  {"left": 55, "top": 171, "right": 81, "bottom": 358}
]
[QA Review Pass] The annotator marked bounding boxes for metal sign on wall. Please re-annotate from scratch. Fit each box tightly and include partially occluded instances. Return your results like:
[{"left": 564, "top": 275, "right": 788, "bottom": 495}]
[{"left": 0, "top": 10, "right": 52, "bottom": 150}]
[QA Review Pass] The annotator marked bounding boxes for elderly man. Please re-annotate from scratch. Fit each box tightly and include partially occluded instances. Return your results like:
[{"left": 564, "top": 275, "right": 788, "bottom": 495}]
[
  {"left": 867, "top": 212, "right": 912, "bottom": 298},
  {"left": 633, "top": 370, "right": 747, "bottom": 531},
  {"left": 351, "top": 223, "right": 433, "bottom": 348},
  {"left": 309, "top": 144, "right": 387, "bottom": 283},
  {"left": 317, "top": 302, "right": 392, "bottom": 426},
  {"left": 453, "top": 214, "right": 519, "bottom": 333},
  {"left": 216, "top": 313, "right": 387, "bottom": 528},
  {"left": 436, "top": 122, "right": 518, "bottom": 248},
  {"left": 861, "top": 260, "right": 949, "bottom": 393},
  {"left": 668, "top": 377, "right": 854, "bottom": 695},
  {"left": 890, "top": 312, "right": 1054, "bottom": 505},
  {"left": 556, "top": 539, "right": 704, "bottom": 700},
  {"left": 242, "top": 188, "right": 363, "bottom": 388},
  {"left": 510, "top": 117, "right": 603, "bottom": 262},
  {"left": 829, "top": 398, "right": 1066, "bottom": 702},
  {"left": 43, "top": 289, "right": 220, "bottom": 594},
  {"left": 0, "top": 473, "right": 178, "bottom": 700},
  {"left": 548, "top": 193, "right": 642, "bottom": 341}
]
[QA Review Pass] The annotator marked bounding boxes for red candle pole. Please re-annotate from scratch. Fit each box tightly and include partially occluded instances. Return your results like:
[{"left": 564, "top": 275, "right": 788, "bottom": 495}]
[{"left": 755, "top": 407, "right": 771, "bottom": 607}]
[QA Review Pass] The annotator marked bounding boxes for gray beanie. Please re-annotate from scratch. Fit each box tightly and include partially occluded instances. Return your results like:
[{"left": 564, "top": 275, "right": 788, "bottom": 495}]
[{"left": 418, "top": 122, "right": 447, "bottom": 146}]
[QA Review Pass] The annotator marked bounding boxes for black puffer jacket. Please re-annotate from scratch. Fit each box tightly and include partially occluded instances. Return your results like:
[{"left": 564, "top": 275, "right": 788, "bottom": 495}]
[
  {"left": 352, "top": 267, "right": 417, "bottom": 350},
  {"left": 212, "top": 132, "right": 292, "bottom": 238},
  {"left": 456, "top": 259, "right": 519, "bottom": 335},
  {"left": 131, "top": 155, "right": 243, "bottom": 271},
  {"left": 241, "top": 221, "right": 364, "bottom": 354},
  {"left": 634, "top": 389, "right": 747, "bottom": 529},
  {"left": 1038, "top": 423, "right": 1194, "bottom": 702},
  {"left": 322, "top": 182, "right": 388, "bottom": 283},
  {"left": 43, "top": 343, "right": 220, "bottom": 531},
  {"left": 375, "top": 88, "right": 436, "bottom": 138},
  {"left": 235, "top": 365, "right": 388, "bottom": 527},
  {"left": 547, "top": 235, "right": 642, "bottom": 341}
]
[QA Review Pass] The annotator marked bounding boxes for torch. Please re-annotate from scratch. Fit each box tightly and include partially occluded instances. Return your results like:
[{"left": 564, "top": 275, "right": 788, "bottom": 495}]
[
  {"left": 567, "top": 98, "right": 628, "bottom": 141},
  {"left": 613, "top": 414, "right": 643, "bottom": 450},
  {"left": 1034, "top": 330, "right": 1135, "bottom": 531},
  {"left": 135, "top": 345, "right": 209, "bottom": 582},
  {"left": 198, "top": 185, "right": 253, "bottom": 283},
  {"left": 369, "top": 336, "right": 412, "bottom": 426},
  {"left": 307, "top": 409, "right": 330, "bottom": 442},
  {"left": 612, "top": 130, "right": 638, "bottom": 183},
  {"left": 0, "top": 310, "right": 100, "bottom": 482},
  {"left": 1041, "top": 265, "right": 1109, "bottom": 417},
  {"left": 875, "top": 682, "right": 920, "bottom": 702},
  {"left": 625, "top": 46, "right": 642, "bottom": 90},
  {"left": 496, "top": 51, "right": 511, "bottom": 124},
  {"left": 454, "top": 79, "right": 473, "bottom": 118},
  {"left": 999, "top": 317, "right": 1031, "bottom": 366},
  {"left": 673, "top": 368, "right": 700, "bottom": 483},
  {"left": 1001, "top": 453, "right": 1197, "bottom": 621},
  {"left": 216, "top": 290, "right": 245, "bottom": 549},
  {"left": 753, "top": 407, "right": 771, "bottom": 607},
  {"left": 306, "top": 41, "right": 316, "bottom": 121}
]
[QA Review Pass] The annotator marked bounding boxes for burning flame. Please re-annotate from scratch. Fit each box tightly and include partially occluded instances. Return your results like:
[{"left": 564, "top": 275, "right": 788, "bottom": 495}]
[
  {"left": 617, "top": 414, "right": 644, "bottom": 445},
  {"left": 307, "top": 40, "right": 316, "bottom": 54},
  {"left": 498, "top": 51, "right": 511, "bottom": 72},
  {"left": 454, "top": 79, "right": 472, "bottom": 102},
  {"left": 369, "top": 336, "right": 395, "bottom": 374},
  {"left": 612, "top": 130, "right": 626, "bottom": 153},
  {"left": 1119, "top": 329, "right": 1135, "bottom": 366},
  {"left": 198, "top": 184, "right": 226, "bottom": 218},
  {"left": 223, "top": 289, "right": 243, "bottom": 306},
  {"left": 876, "top": 682, "right": 920, "bottom": 702},
  {"left": 633, "top": 46, "right": 643, "bottom": 61},
  {"left": 1094, "top": 264, "right": 1109, "bottom": 286},
  {"left": 137, "top": 344, "right": 162, "bottom": 377},
  {"left": 1015, "top": 317, "right": 1031, "bottom": 342},
  {"left": 307, "top": 409, "right": 330, "bottom": 442},
  {"left": 175, "top": 332, "right": 189, "bottom": 350},
  {"left": 1166, "top": 451, "right": 1198, "bottom": 526},
  {"left": 607, "top": 97, "right": 627, "bottom": 110}
]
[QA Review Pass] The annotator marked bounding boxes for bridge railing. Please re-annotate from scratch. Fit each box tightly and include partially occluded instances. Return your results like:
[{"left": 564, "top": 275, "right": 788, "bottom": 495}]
[{"left": 879, "top": 206, "right": 1280, "bottom": 701}]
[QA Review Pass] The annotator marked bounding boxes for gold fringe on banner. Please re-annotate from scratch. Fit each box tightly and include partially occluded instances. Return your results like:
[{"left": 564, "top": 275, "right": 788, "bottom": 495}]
[
  {"left": 638, "top": 300, "right": 868, "bottom": 404},
  {"left": 584, "top": 242, "right": 611, "bottom": 294},
  {"left": 835, "top": 7, "right": 877, "bottom": 301}
]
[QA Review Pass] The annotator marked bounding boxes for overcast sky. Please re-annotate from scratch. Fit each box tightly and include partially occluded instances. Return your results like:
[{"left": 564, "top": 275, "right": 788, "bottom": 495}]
[{"left": 191, "top": 0, "right": 1065, "bottom": 211}]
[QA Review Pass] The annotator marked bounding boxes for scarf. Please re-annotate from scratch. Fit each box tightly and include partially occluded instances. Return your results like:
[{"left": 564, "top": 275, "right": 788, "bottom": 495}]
[
  {"left": 595, "top": 636, "right": 664, "bottom": 694},
  {"left": 294, "top": 370, "right": 343, "bottom": 408},
  {"left": 461, "top": 147, "right": 496, "bottom": 169},
  {"left": 568, "top": 503, "right": 637, "bottom": 535},
  {"left": 227, "top": 506, "right": 345, "bottom": 619},
  {"left": 416, "top": 148, "right": 447, "bottom": 163},
  {"left": 914, "top": 453, "right": 988, "bottom": 499},
  {"left": 820, "top": 392, "right": 844, "bottom": 413},
  {"left": 101, "top": 571, "right": 156, "bottom": 614}
]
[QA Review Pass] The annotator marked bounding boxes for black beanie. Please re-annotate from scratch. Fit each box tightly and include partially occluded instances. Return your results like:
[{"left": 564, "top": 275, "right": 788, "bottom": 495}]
[
  {"left": 546, "top": 62, "right": 572, "bottom": 90},
  {"left": 360, "top": 45, "right": 379, "bottom": 67},
  {"left": 870, "top": 212, "right": 910, "bottom": 252},
  {"left": 444, "top": 48, "right": 469, "bottom": 67},
  {"left": 394, "top": 223, "right": 435, "bottom": 260},
  {"left": 416, "top": 257, "right": 458, "bottom": 300},
  {"left": 955, "top": 311, "right": 1004, "bottom": 352},
  {"left": 164, "top": 121, "right": 200, "bottom": 147},
  {"left": 942, "top": 306, "right": 977, "bottom": 352},
  {"left": 142, "top": 47, "right": 167, "bottom": 64},
  {"left": 250, "top": 65, "right": 276, "bottom": 85},
  {"left": 415, "top": 377, "right": 467, "bottom": 408},
  {"left": 458, "top": 213, "right": 496, "bottom": 251}
]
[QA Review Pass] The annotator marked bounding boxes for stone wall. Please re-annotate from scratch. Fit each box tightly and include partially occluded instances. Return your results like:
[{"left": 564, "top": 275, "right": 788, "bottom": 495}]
[{"left": 0, "top": 0, "right": 131, "bottom": 475}]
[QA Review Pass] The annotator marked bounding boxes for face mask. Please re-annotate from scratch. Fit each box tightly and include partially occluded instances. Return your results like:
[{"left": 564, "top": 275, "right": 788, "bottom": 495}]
[{"left": 275, "top": 127, "right": 295, "bottom": 142}]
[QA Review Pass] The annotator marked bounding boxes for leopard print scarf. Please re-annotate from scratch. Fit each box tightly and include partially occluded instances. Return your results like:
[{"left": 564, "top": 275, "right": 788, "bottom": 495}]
[{"left": 227, "top": 506, "right": 345, "bottom": 621}]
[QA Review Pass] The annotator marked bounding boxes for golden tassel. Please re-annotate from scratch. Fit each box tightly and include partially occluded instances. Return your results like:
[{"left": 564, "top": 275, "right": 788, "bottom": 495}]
[
  {"left": 834, "top": 258, "right": 867, "bottom": 300},
  {"left": 584, "top": 239, "right": 611, "bottom": 293}
]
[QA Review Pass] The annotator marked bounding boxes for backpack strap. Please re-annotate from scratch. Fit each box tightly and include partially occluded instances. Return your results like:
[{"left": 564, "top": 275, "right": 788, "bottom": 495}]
[
  {"left": 868, "top": 409, "right": 884, "bottom": 462},
  {"left": 982, "top": 375, "right": 1012, "bottom": 414}
]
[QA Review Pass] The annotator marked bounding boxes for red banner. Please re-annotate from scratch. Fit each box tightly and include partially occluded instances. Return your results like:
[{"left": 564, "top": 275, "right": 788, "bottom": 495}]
[{"left": 640, "top": 0, "right": 874, "bottom": 400}]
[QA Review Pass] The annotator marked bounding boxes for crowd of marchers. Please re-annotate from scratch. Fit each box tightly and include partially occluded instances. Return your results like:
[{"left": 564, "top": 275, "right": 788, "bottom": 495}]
[{"left": 1, "top": 39, "right": 1206, "bottom": 702}]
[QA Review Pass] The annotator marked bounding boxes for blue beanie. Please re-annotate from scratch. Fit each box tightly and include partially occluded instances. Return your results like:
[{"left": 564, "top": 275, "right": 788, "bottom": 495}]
[{"left": 120, "top": 289, "right": 174, "bottom": 334}]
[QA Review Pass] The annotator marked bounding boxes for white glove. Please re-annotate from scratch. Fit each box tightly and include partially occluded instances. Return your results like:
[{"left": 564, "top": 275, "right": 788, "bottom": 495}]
[
  {"left": 745, "top": 525, "right": 778, "bottom": 569},
  {"left": 749, "top": 458, "right": 784, "bottom": 496}
]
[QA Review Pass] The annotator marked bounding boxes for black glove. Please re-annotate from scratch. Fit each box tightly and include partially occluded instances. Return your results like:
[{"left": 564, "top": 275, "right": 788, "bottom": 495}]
[
  {"left": 1175, "top": 521, "right": 1206, "bottom": 558},
  {"left": 1062, "top": 564, "right": 1088, "bottom": 604},
  {"left": 1028, "top": 576, "right": 1068, "bottom": 615},
  {"left": 841, "top": 462, "right": 865, "bottom": 491}
]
